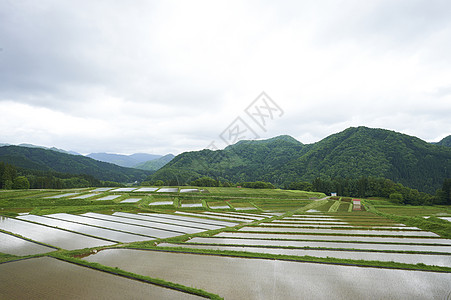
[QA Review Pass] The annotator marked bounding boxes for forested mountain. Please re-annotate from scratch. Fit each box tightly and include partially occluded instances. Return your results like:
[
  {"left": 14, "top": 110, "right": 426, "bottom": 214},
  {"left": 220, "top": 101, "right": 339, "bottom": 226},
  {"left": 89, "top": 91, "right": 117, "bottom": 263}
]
[
  {"left": 149, "top": 127, "right": 451, "bottom": 193},
  {"left": 0, "top": 146, "right": 149, "bottom": 183},
  {"left": 86, "top": 152, "right": 162, "bottom": 168},
  {"left": 134, "top": 154, "right": 175, "bottom": 171},
  {"left": 435, "top": 135, "right": 451, "bottom": 147}
]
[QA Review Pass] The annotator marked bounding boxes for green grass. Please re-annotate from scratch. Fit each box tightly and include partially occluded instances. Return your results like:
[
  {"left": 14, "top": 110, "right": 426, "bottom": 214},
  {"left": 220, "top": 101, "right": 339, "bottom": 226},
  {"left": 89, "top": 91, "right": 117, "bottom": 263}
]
[{"left": 364, "top": 201, "right": 451, "bottom": 239}]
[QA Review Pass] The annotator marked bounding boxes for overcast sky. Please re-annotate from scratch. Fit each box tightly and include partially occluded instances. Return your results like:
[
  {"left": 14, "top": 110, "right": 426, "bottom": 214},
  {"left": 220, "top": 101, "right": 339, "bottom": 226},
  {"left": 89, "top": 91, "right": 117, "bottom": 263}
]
[{"left": 1, "top": 0, "right": 450, "bottom": 155}]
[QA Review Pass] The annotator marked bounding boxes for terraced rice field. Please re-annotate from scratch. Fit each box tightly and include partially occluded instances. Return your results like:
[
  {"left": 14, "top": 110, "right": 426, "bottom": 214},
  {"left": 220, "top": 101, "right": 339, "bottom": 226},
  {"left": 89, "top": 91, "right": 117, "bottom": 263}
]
[
  {"left": 120, "top": 198, "right": 141, "bottom": 203},
  {"left": 96, "top": 195, "right": 121, "bottom": 201},
  {"left": 86, "top": 249, "right": 451, "bottom": 299},
  {"left": 0, "top": 257, "right": 201, "bottom": 299},
  {"left": 1, "top": 188, "right": 450, "bottom": 299},
  {"left": 0, "top": 232, "right": 56, "bottom": 256}
]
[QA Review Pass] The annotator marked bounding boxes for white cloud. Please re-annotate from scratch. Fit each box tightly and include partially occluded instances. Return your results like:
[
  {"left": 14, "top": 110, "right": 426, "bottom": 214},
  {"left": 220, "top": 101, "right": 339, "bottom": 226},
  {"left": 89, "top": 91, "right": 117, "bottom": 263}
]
[{"left": 0, "top": 0, "right": 450, "bottom": 154}]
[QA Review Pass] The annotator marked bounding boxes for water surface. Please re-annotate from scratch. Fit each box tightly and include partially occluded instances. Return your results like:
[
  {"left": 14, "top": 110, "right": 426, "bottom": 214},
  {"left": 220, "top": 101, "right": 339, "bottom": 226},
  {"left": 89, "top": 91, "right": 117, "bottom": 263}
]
[{"left": 86, "top": 249, "right": 451, "bottom": 300}]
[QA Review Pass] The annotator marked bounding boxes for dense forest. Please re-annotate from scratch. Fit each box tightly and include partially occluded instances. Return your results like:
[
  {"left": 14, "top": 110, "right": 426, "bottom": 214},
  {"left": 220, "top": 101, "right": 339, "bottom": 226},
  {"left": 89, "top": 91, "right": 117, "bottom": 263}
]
[
  {"left": 0, "top": 162, "right": 122, "bottom": 189},
  {"left": 149, "top": 127, "right": 451, "bottom": 194},
  {"left": 0, "top": 146, "right": 150, "bottom": 183}
]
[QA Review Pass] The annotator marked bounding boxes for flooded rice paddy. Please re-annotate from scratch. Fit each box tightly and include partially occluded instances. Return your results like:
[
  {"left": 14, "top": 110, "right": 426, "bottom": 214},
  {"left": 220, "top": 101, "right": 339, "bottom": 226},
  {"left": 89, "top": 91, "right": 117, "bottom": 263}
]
[
  {"left": 114, "top": 212, "right": 221, "bottom": 230},
  {"left": 148, "top": 201, "right": 174, "bottom": 206},
  {"left": 0, "top": 257, "right": 201, "bottom": 299},
  {"left": 90, "top": 187, "right": 114, "bottom": 192},
  {"left": 181, "top": 203, "right": 203, "bottom": 208},
  {"left": 157, "top": 188, "right": 179, "bottom": 193},
  {"left": 111, "top": 188, "right": 137, "bottom": 192},
  {"left": 133, "top": 187, "right": 158, "bottom": 192},
  {"left": 83, "top": 212, "right": 203, "bottom": 234},
  {"left": 20, "top": 214, "right": 150, "bottom": 243},
  {"left": 215, "top": 232, "right": 451, "bottom": 245},
  {"left": 240, "top": 226, "right": 439, "bottom": 236},
  {"left": 71, "top": 193, "right": 97, "bottom": 199},
  {"left": 120, "top": 198, "right": 141, "bottom": 203},
  {"left": 202, "top": 211, "right": 265, "bottom": 220},
  {"left": 86, "top": 249, "right": 451, "bottom": 300},
  {"left": 96, "top": 195, "right": 121, "bottom": 201},
  {"left": 46, "top": 192, "right": 79, "bottom": 199},
  {"left": 180, "top": 188, "right": 200, "bottom": 193},
  {"left": 159, "top": 243, "right": 451, "bottom": 268},
  {"left": 185, "top": 237, "right": 451, "bottom": 253},
  {"left": 0, "top": 232, "right": 56, "bottom": 256},
  {"left": 259, "top": 223, "right": 420, "bottom": 230},
  {"left": 152, "top": 212, "right": 239, "bottom": 227},
  {"left": 0, "top": 217, "right": 114, "bottom": 250}
]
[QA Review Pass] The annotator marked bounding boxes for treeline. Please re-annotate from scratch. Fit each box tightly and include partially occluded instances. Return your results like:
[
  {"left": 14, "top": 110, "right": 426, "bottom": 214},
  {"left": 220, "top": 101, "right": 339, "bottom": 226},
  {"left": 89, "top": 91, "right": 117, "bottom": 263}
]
[
  {"left": 288, "top": 176, "right": 451, "bottom": 205},
  {"left": 143, "top": 176, "right": 275, "bottom": 189},
  {"left": 0, "top": 162, "right": 123, "bottom": 189}
]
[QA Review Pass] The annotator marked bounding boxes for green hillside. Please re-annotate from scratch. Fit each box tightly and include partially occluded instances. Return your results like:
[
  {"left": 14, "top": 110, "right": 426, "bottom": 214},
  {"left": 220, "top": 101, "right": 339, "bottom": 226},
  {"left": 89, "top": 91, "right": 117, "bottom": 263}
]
[
  {"left": 435, "top": 135, "right": 451, "bottom": 147},
  {"left": 134, "top": 154, "right": 175, "bottom": 171},
  {"left": 0, "top": 146, "right": 149, "bottom": 183},
  {"left": 149, "top": 127, "right": 451, "bottom": 193}
]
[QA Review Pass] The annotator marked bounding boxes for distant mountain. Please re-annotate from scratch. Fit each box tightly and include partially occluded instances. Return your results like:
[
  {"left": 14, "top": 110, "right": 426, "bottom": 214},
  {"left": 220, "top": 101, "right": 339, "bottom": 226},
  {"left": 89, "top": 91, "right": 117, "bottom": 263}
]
[
  {"left": 149, "top": 127, "right": 451, "bottom": 193},
  {"left": 435, "top": 135, "right": 451, "bottom": 147},
  {"left": 134, "top": 154, "right": 175, "bottom": 171},
  {"left": 0, "top": 146, "right": 149, "bottom": 183},
  {"left": 0, "top": 143, "right": 82, "bottom": 156},
  {"left": 86, "top": 152, "right": 162, "bottom": 168}
]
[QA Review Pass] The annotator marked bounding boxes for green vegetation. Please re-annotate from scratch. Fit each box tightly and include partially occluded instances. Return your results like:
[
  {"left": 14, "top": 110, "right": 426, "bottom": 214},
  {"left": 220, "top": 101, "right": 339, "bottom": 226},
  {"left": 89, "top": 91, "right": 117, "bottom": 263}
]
[
  {"left": 364, "top": 200, "right": 451, "bottom": 238},
  {"left": 434, "top": 135, "right": 451, "bottom": 147},
  {"left": 0, "top": 146, "right": 150, "bottom": 183},
  {"left": 149, "top": 127, "right": 451, "bottom": 194},
  {"left": 134, "top": 154, "right": 175, "bottom": 171}
]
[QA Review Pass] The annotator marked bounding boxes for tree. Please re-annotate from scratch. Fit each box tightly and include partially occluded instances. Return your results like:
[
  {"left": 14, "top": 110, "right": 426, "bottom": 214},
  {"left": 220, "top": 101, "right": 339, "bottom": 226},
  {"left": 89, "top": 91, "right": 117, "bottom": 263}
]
[
  {"left": 389, "top": 192, "right": 403, "bottom": 204},
  {"left": 191, "top": 176, "right": 218, "bottom": 187},
  {"left": 13, "top": 176, "right": 30, "bottom": 189},
  {"left": 436, "top": 178, "right": 451, "bottom": 204},
  {"left": 155, "top": 180, "right": 164, "bottom": 186}
]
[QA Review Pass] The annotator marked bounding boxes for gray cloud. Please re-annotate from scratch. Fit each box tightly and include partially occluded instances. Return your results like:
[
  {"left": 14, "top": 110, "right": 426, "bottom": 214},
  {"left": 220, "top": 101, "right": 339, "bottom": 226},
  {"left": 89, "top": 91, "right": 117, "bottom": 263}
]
[{"left": 0, "top": 0, "right": 450, "bottom": 154}]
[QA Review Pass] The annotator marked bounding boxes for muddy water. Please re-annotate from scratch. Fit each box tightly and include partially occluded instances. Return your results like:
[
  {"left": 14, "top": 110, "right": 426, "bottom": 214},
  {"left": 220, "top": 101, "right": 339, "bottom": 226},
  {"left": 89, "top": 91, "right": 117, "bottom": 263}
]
[
  {"left": 240, "top": 227, "right": 439, "bottom": 237},
  {"left": 215, "top": 232, "right": 451, "bottom": 245},
  {"left": 21, "top": 215, "right": 150, "bottom": 243},
  {"left": 0, "top": 217, "right": 114, "bottom": 250},
  {"left": 0, "top": 256, "right": 201, "bottom": 299},
  {"left": 157, "top": 243, "right": 451, "bottom": 268},
  {"left": 84, "top": 213, "right": 204, "bottom": 234},
  {"left": 114, "top": 212, "right": 221, "bottom": 230},
  {"left": 187, "top": 237, "right": 451, "bottom": 253},
  {"left": 86, "top": 249, "right": 451, "bottom": 300},
  {"left": 0, "top": 232, "right": 55, "bottom": 255}
]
